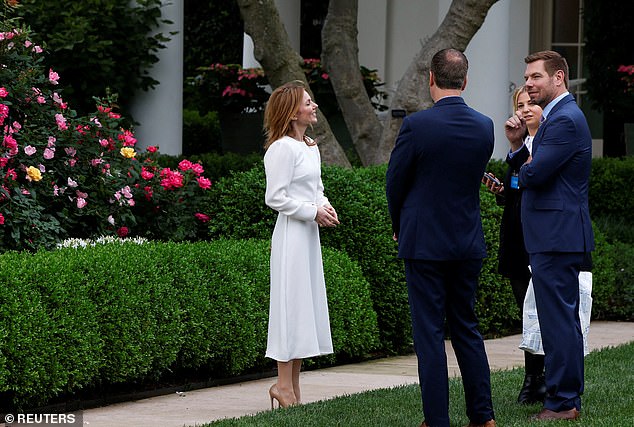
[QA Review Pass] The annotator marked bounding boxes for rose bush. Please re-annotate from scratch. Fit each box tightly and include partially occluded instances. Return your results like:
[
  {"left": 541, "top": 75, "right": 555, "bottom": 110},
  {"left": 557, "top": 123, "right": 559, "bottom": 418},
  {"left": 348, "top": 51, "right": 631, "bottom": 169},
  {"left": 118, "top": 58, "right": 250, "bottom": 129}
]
[
  {"left": 617, "top": 64, "right": 634, "bottom": 94},
  {"left": 184, "top": 59, "right": 388, "bottom": 117},
  {"left": 0, "top": 21, "right": 212, "bottom": 251},
  {"left": 302, "top": 58, "right": 388, "bottom": 116},
  {"left": 185, "top": 63, "right": 270, "bottom": 114}
]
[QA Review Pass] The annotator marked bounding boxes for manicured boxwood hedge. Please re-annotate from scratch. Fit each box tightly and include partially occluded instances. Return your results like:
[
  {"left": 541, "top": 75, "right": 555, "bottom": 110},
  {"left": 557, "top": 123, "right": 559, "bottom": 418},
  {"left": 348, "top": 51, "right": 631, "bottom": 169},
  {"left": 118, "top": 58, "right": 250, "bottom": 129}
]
[
  {"left": 0, "top": 239, "right": 378, "bottom": 410},
  {"left": 489, "top": 156, "right": 634, "bottom": 243},
  {"left": 202, "top": 163, "right": 519, "bottom": 353},
  {"left": 203, "top": 161, "right": 634, "bottom": 349}
]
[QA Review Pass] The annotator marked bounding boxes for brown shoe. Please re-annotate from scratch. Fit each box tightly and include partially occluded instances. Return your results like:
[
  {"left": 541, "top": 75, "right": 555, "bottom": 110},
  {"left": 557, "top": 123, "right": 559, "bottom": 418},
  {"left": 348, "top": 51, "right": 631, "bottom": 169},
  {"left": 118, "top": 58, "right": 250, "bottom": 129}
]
[
  {"left": 531, "top": 408, "right": 580, "bottom": 421},
  {"left": 466, "top": 420, "right": 496, "bottom": 427}
]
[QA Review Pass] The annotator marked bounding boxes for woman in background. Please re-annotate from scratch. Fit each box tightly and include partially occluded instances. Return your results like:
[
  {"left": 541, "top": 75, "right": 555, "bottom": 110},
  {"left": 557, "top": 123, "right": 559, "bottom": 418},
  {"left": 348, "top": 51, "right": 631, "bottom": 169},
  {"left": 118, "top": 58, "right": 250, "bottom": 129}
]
[
  {"left": 483, "top": 86, "right": 546, "bottom": 404},
  {"left": 262, "top": 80, "right": 339, "bottom": 408}
]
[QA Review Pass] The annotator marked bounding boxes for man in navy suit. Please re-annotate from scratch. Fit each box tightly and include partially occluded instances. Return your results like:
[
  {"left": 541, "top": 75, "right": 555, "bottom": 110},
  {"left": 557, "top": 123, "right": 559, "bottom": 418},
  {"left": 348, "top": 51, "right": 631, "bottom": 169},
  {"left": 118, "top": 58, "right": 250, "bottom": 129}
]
[
  {"left": 386, "top": 48, "right": 495, "bottom": 427},
  {"left": 505, "top": 50, "right": 594, "bottom": 421}
]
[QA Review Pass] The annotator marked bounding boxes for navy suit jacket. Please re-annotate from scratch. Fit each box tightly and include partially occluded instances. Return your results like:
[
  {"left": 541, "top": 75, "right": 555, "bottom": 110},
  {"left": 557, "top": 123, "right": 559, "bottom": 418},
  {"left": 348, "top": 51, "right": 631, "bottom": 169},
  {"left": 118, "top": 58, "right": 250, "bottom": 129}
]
[
  {"left": 386, "top": 96, "right": 494, "bottom": 260},
  {"left": 517, "top": 94, "right": 594, "bottom": 254}
]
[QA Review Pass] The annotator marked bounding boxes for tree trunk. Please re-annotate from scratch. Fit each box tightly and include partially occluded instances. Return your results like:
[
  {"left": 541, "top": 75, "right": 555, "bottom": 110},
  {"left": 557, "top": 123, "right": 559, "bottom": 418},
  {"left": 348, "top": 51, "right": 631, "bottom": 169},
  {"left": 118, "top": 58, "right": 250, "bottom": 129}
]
[
  {"left": 236, "top": 0, "right": 351, "bottom": 167},
  {"left": 376, "top": 0, "right": 500, "bottom": 164},
  {"left": 321, "top": 0, "right": 384, "bottom": 166}
]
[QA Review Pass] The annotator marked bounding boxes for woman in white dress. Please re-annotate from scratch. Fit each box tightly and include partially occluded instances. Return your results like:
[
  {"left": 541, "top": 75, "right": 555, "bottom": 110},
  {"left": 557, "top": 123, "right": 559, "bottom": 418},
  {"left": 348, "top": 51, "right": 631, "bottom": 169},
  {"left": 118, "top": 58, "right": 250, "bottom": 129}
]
[{"left": 262, "top": 81, "right": 339, "bottom": 408}]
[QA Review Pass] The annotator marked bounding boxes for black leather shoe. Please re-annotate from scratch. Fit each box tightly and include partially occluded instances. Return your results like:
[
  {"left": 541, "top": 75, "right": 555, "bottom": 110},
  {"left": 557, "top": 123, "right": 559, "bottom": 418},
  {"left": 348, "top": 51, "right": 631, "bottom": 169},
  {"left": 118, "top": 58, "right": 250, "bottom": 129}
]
[{"left": 517, "top": 374, "right": 546, "bottom": 404}]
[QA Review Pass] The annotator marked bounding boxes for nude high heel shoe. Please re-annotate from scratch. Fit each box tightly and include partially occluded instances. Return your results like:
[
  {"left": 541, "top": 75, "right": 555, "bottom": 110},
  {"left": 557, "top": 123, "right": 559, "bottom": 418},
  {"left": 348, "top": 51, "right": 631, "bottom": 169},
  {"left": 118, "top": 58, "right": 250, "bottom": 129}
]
[{"left": 269, "top": 384, "right": 296, "bottom": 409}]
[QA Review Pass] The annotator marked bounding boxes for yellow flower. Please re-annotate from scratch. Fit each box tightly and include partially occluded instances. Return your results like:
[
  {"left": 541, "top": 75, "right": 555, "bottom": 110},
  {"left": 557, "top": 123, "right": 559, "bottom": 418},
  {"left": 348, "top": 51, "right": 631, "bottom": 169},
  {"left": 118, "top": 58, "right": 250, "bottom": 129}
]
[
  {"left": 26, "top": 166, "right": 42, "bottom": 182},
  {"left": 120, "top": 147, "right": 136, "bottom": 159}
]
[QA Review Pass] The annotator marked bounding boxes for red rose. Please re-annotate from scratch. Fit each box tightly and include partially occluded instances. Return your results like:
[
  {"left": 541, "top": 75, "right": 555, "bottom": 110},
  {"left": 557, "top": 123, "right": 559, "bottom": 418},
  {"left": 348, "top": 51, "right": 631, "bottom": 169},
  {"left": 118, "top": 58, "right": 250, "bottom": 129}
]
[{"left": 117, "top": 226, "right": 129, "bottom": 238}]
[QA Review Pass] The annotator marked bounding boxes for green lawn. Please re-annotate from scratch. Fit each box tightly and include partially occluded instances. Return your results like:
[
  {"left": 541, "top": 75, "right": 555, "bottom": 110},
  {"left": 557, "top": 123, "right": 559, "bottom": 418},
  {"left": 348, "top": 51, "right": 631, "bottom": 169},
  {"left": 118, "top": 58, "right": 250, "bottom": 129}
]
[{"left": 203, "top": 342, "right": 634, "bottom": 426}]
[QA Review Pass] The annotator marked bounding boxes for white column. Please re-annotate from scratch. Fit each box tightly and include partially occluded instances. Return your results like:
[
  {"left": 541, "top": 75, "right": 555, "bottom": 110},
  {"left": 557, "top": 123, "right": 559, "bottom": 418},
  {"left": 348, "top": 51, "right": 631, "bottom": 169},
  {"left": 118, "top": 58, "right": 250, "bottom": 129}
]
[
  {"left": 130, "top": 0, "right": 183, "bottom": 156},
  {"left": 462, "top": 0, "right": 512, "bottom": 160}
]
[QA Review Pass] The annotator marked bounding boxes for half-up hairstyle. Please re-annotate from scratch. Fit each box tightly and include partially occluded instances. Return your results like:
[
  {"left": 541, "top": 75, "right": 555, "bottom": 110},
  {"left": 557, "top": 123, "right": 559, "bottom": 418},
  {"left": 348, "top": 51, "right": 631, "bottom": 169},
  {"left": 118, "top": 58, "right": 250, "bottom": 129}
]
[{"left": 263, "top": 80, "right": 315, "bottom": 150}]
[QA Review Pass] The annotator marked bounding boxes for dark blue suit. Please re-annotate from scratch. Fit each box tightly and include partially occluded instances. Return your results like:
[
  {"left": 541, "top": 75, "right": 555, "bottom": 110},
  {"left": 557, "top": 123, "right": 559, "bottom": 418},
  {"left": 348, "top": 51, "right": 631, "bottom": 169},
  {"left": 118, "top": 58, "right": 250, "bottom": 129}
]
[
  {"left": 386, "top": 96, "right": 495, "bottom": 426},
  {"left": 516, "top": 93, "right": 594, "bottom": 413}
]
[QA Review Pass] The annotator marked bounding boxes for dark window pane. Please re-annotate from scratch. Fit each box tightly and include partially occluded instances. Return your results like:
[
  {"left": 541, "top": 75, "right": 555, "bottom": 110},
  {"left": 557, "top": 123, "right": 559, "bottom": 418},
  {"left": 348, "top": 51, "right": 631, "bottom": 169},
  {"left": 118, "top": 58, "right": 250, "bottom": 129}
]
[{"left": 552, "top": 0, "right": 580, "bottom": 43}]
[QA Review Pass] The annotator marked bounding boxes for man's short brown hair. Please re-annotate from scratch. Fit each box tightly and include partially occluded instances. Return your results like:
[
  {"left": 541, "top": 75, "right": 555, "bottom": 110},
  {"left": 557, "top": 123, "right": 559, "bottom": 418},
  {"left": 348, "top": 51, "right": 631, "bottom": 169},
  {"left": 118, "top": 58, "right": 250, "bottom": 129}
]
[{"left": 525, "top": 50, "right": 569, "bottom": 89}]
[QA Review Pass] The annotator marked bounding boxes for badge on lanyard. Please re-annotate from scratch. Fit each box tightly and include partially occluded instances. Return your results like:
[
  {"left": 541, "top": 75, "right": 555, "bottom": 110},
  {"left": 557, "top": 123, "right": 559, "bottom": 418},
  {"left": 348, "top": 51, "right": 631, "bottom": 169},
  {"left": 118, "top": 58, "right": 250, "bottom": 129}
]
[{"left": 510, "top": 172, "right": 519, "bottom": 189}]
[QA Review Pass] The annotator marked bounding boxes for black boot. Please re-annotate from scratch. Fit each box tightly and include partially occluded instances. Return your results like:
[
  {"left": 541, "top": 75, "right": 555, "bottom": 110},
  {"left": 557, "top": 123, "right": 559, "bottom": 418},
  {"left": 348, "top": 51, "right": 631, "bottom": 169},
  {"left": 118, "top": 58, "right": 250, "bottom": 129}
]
[
  {"left": 517, "top": 374, "right": 538, "bottom": 404},
  {"left": 517, "top": 352, "right": 546, "bottom": 404}
]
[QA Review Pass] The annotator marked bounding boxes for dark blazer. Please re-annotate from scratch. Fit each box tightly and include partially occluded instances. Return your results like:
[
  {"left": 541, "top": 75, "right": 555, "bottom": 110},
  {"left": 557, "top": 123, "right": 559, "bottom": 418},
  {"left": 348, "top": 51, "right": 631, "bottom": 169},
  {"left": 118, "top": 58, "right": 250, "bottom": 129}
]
[
  {"left": 386, "top": 96, "right": 494, "bottom": 260},
  {"left": 517, "top": 94, "right": 594, "bottom": 254},
  {"left": 497, "top": 144, "right": 531, "bottom": 282}
]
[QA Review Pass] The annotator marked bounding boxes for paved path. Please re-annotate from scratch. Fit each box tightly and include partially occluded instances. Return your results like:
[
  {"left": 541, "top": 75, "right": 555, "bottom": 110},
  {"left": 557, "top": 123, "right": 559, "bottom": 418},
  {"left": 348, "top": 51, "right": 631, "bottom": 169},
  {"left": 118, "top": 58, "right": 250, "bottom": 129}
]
[{"left": 6, "top": 321, "right": 633, "bottom": 427}]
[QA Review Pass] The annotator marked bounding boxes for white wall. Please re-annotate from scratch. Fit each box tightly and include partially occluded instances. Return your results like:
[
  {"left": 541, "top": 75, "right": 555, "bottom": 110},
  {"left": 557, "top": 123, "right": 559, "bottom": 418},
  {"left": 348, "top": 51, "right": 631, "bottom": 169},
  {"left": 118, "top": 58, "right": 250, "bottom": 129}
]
[
  {"left": 358, "top": 0, "right": 530, "bottom": 159},
  {"left": 243, "top": 0, "right": 300, "bottom": 68},
  {"left": 358, "top": 0, "right": 440, "bottom": 99},
  {"left": 130, "top": 0, "right": 183, "bottom": 156},
  {"left": 463, "top": 0, "right": 511, "bottom": 160}
]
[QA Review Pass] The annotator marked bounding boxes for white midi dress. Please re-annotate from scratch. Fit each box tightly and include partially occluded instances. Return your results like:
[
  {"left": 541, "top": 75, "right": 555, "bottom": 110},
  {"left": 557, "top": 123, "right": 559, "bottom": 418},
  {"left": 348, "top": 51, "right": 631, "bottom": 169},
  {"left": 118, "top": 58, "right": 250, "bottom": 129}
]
[{"left": 263, "top": 136, "right": 333, "bottom": 362}]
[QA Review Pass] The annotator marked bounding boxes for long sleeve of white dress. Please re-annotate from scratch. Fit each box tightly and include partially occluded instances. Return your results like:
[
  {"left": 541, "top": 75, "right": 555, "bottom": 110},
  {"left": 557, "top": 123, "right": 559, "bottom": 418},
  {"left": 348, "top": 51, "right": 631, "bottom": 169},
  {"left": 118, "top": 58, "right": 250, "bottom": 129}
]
[{"left": 264, "top": 137, "right": 329, "bottom": 221}]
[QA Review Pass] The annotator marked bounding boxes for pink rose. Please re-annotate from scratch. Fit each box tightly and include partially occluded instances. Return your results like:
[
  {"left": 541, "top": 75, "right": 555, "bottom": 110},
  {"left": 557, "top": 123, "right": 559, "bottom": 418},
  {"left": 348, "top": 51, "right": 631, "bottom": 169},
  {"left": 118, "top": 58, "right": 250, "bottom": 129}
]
[
  {"left": 55, "top": 113, "right": 68, "bottom": 130},
  {"left": 197, "top": 176, "right": 212, "bottom": 190},
  {"left": 44, "top": 148, "right": 55, "bottom": 160},
  {"left": 49, "top": 69, "right": 60, "bottom": 85},
  {"left": 117, "top": 226, "right": 129, "bottom": 238},
  {"left": 194, "top": 213, "right": 210, "bottom": 223},
  {"left": 191, "top": 163, "right": 204, "bottom": 176},
  {"left": 141, "top": 167, "right": 154, "bottom": 180},
  {"left": 178, "top": 159, "right": 193, "bottom": 171}
]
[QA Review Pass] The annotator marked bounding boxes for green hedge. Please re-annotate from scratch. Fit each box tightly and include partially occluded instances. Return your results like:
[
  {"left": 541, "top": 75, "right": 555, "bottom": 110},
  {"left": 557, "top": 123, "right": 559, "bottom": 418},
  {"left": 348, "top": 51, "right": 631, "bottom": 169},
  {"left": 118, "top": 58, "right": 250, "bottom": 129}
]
[
  {"left": 489, "top": 156, "right": 634, "bottom": 243},
  {"left": 591, "top": 226, "right": 634, "bottom": 321},
  {"left": 203, "top": 163, "right": 519, "bottom": 352},
  {"left": 183, "top": 109, "right": 222, "bottom": 156},
  {"left": 204, "top": 162, "right": 634, "bottom": 345},
  {"left": 489, "top": 156, "right": 634, "bottom": 223},
  {"left": 588, "top": 157, "right": 634, "bottom": 244},
  {"left": 0, "top": 240, "right": 378, "bottom": 410},
  {"left": 588, "top": 156, "right": 634, "bottom": 223}
]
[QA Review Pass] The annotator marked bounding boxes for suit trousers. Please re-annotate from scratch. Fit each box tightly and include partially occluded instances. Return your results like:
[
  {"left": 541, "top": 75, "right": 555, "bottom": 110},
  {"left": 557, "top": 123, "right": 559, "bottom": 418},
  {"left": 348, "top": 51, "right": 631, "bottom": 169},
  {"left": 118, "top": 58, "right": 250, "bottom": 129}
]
[
  {"left": 405, "top": 259, "right": 494, "bottom": 427},
  {"left": 530, "top": 252, "right": 585, "bottom": 412}
]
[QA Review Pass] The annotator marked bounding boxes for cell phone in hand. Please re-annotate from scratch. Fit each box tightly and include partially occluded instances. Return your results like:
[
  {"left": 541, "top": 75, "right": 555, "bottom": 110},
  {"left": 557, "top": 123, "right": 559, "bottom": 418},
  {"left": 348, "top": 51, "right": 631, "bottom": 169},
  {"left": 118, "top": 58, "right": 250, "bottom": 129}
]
[{"left": 483, "top": 172, "right": 501, "bottom": 185}]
